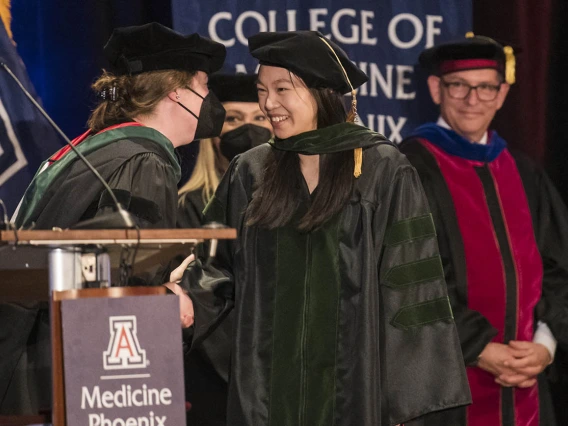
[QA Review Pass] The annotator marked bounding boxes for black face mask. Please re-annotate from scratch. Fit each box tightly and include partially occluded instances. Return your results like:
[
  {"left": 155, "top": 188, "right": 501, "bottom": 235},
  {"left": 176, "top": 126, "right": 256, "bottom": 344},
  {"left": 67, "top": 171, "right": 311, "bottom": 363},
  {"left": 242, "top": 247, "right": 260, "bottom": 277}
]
[
  {"left": 220, "top": 123, "right": 272, "bottom": 160},
  {"left": 177, "top": 88, "right": 226, "bottom": 140}
]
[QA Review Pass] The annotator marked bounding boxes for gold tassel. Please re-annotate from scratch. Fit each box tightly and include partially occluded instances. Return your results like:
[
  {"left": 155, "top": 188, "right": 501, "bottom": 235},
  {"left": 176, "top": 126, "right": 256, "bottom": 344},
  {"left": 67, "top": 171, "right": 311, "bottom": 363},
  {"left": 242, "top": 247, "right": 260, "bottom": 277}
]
[
  {"left": 503, "top": 45, "right": 516, "bottom": 85},
  {"left": 347, "top": 90, "right": 362, "bottom": 178},
  {"left": 465, "top": 31, "right": 475, "bottom": 38},
  {"left": 354, "top": 147, "right": 362, "bottom": 178}
]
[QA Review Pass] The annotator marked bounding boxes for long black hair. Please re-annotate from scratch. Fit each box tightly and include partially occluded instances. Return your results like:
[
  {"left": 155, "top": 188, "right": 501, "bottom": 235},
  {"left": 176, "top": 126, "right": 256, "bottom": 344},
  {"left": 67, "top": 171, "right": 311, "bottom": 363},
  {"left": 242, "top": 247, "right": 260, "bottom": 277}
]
[{"left": 246, "top": 78, "right": 354, "bottom": 232}]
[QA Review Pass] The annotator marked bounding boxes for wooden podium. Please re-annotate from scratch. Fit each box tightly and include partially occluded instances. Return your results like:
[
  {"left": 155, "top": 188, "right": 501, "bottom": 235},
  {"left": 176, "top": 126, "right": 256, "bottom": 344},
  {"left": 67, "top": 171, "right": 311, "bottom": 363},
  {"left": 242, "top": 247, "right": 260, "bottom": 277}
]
[{"left": 0, "top": 228, "right": 236, "bottom": 426}]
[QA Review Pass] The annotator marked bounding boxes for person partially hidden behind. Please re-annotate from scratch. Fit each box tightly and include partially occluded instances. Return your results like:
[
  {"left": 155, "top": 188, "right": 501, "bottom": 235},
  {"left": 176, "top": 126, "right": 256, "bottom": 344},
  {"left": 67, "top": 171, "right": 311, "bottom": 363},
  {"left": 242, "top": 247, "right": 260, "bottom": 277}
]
[
  {"left": 178, "top": 72, "right": 272, "bottom": 227},
  {"left": 401, "top": 33, "right": 568, "bottom": 425}
]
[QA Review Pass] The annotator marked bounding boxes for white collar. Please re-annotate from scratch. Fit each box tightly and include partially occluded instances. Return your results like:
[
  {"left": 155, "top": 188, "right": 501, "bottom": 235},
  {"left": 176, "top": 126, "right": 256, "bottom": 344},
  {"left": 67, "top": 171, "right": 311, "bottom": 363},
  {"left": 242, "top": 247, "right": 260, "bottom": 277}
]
[{"left": 436, "top": 116, "right": 488, "bottom": 145}]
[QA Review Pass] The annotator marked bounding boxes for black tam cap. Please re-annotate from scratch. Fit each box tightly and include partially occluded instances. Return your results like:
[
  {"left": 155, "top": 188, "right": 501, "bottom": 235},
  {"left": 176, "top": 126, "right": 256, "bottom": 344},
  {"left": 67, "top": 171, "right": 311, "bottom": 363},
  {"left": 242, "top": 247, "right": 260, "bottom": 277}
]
[
  {"left": 248, "top": 31, "right": 367, "bottom": 94},
  {"left": 419, "top": 33, "right": 515, "bottom": 84},
  {"left": 208, "top": 73, "right": 259, "bottom": 103},
  {"left": 104, "top": 22, "right": 226, "bottom": 76}
]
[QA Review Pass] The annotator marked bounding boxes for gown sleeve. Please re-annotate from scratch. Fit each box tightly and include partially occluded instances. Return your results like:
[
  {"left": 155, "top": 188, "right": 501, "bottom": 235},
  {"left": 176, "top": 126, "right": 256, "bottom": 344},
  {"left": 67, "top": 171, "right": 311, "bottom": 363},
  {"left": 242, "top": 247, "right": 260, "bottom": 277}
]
[
  {"left": 515, "top": 155, "right": 568, "bottom": 418},
  {"left": 532, "top": 169, "right": 568, "bottom": 349},
  {"left": 177, "top": 156, "right": 245, "bottom": 346},
  {"left": 97, "top": 152, "right": 178, "bottom": 228},
  {"left": 177, "top": 189, "right": 206, "bottom": 228},
  {"left": 376, "top": 162, "right": 471, "bottom": 424}
]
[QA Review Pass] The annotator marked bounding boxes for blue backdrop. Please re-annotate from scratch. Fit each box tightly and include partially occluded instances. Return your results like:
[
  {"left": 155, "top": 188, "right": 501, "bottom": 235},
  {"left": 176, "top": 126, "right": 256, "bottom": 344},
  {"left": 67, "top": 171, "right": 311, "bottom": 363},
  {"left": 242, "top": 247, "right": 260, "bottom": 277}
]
[
  {"left": 0, "top": 19, "right": 63, "bottom": 216},
  {"left": 173, "top": 0, "right": 472, "bottom": 142}
]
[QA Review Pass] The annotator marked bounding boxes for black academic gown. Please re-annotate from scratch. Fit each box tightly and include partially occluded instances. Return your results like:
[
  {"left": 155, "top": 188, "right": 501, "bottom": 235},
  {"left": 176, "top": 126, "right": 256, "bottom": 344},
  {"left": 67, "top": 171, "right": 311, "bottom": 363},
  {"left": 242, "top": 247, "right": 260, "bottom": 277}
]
[
  {"left": 401, "top": 124, "right": 568, "bottom": 426},
  {"left": 180, "top": 123, "right": 471, "bottom": 426},
  {"left": 177, "top": 189, "right": 230, "bottom": 426},
  {"left": 1, "top": 125, "right": 180, "bottom": 414},
  {"left": 178, "top": 189, "right": 206, "bottom": 229},
  {"left": 15, "top": 125, "right": 180, "bottom": 229}
]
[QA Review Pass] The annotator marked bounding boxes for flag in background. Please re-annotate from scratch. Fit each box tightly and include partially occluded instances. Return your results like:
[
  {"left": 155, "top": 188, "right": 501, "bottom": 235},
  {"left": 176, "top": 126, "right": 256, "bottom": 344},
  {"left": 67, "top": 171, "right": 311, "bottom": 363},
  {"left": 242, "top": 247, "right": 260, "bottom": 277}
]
[
  {"left": 0, "top": 0, "right": 12, "bottom": 39},
  {"left": 0, "top": 1, "right": 63, "bottom": 216}
]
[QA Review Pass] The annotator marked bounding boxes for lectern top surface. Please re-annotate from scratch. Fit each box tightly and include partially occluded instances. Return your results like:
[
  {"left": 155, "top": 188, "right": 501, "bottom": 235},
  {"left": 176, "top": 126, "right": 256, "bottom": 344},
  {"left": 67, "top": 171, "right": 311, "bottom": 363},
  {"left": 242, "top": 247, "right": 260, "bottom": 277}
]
[{"left": 0, "top": 228, "right": 236, "bottom": 246}]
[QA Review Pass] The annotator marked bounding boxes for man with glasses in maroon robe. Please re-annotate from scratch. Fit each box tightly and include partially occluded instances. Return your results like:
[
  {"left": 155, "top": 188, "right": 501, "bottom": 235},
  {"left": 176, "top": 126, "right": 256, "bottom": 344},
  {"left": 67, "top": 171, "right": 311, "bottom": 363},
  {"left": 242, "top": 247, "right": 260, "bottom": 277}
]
[{"left": 401, "top": 34, "right": 568, "bottom": 426}]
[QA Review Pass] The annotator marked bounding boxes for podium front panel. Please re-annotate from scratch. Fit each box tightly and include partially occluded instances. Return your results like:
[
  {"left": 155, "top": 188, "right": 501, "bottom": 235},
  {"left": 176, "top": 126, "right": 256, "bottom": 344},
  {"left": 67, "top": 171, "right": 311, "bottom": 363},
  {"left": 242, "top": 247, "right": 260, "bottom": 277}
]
[{"left": 60, "top": 294, "right": 185, "bottom": 425}]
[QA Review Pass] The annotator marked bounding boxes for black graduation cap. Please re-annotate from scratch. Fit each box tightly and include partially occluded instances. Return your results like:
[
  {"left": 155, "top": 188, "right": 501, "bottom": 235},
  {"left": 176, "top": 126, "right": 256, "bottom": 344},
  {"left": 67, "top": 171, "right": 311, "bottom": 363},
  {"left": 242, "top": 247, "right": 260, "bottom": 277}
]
[
  {"left": 208, "top": 73, "right": 258, "bottom": 103},
  {"left": 419, "top": 33, "right": 516, "bottom": 84},
  {"left": 104, "top": 22, "right": 226, "bottom": 76},
  {"left": 248, "top": 31, "right": 368, "bottom": 94}
]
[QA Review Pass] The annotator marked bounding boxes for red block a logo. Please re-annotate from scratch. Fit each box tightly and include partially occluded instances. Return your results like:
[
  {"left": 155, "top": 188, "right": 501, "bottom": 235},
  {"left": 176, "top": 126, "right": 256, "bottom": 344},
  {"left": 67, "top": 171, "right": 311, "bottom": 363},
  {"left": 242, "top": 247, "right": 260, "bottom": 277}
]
[{"left": 103, "top": 316, "right": 147, "bottom": 370}]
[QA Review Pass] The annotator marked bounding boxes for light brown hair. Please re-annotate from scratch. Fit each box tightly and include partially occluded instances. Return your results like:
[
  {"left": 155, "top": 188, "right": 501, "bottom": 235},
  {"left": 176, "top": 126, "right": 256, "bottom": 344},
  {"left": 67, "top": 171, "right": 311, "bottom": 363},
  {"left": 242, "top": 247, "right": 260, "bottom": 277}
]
[{"left": 87, "top": 69, "right": 197, "bottom": 132}]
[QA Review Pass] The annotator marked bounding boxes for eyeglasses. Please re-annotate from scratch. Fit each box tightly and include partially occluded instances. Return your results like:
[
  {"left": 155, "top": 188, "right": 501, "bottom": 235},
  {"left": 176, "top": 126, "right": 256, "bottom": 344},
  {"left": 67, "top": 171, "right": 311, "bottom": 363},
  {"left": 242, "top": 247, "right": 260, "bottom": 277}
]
[{"left": 441, "top": 80, "right": 502, "bottom": 101}]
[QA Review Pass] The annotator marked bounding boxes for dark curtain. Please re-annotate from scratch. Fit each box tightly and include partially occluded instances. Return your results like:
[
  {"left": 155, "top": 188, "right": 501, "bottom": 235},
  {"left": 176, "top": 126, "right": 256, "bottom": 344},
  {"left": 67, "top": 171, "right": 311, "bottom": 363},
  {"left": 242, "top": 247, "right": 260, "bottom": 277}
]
[
  {"left": 546, "top": 0, "right": 568, "bottom": 205},
  {"left": 473, "top": 0, "right": 568, "bottom": 208},
  {"left": 474, "top": 3, "right": 568, "bottom": 421},
  {"left": 473, "top": 0, "right": 553, "bottom": 166},
  {"left": 545, "top": 0, "right": 568, "bottom": 417},
  {"left": 476, "top": 3, "right": 568, "bottom": 420}
]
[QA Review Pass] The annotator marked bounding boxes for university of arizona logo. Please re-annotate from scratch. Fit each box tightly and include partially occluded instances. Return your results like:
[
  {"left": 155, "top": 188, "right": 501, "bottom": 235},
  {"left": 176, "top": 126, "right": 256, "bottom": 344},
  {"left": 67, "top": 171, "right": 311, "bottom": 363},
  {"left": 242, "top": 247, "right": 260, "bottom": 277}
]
[{"left": 103, "top": 316, "right": 147, "bottom": 370}]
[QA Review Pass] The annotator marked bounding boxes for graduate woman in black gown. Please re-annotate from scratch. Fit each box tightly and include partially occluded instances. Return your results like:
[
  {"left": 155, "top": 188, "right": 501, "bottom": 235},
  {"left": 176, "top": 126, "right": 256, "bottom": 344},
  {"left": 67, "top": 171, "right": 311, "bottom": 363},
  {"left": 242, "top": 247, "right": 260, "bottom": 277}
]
[{"left": 168, "top": 30, "right": 471, "bottom": 426}]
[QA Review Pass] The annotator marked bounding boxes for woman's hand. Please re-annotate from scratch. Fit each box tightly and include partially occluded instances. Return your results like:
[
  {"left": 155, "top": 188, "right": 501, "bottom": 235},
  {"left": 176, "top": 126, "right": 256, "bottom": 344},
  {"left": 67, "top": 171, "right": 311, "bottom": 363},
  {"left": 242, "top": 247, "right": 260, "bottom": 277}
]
[
  {"left": 164, "top": 254, "right": 196, "bottom": 328},
  {"left": 164, "top": 282, "right": 194, "bottom": 328},
  {"left": 170, "top": 254, "right": 195, "bottom": 283}
]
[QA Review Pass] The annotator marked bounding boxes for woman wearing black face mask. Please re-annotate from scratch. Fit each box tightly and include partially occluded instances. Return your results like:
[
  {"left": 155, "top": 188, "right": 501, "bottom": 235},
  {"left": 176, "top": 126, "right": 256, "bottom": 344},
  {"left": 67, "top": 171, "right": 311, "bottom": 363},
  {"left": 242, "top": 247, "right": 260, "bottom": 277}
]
[
  {"left": 177, "top": 73, "right": 272, "bottom": 228},
  {"left": 14, "top": 22, "right": 227, "bottom": 231},
  {"left": 4, "top": 22, "right": 226, "bottom": 419}
]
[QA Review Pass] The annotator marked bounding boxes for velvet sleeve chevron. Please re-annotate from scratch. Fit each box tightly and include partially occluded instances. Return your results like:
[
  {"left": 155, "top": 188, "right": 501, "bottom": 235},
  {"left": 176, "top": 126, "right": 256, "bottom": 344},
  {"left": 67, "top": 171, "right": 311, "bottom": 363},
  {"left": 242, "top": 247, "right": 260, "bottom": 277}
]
[
  {"left": 401, "top": 138, "right": 499, "bottom": 365},
  {"left": 377, "top": 164, "right": 471, "bottom": 424}
]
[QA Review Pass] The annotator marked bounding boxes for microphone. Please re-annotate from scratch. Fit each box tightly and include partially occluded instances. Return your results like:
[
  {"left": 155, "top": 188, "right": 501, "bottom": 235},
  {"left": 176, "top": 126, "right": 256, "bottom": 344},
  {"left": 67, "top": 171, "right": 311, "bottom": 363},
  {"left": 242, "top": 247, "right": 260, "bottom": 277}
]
[
  {"left": 202, "top": 221, "right": 226, "bottom": 267},
  {"left": 0, "top": 58, "right": 134, "bottom": 228}
]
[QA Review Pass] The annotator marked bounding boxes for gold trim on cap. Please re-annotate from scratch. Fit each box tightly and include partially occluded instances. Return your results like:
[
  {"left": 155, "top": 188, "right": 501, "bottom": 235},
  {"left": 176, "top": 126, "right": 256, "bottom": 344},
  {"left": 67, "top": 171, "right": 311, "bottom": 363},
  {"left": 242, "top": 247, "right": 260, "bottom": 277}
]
[{"left": 503, "top": 45, "right": 516, "bottom": 85}]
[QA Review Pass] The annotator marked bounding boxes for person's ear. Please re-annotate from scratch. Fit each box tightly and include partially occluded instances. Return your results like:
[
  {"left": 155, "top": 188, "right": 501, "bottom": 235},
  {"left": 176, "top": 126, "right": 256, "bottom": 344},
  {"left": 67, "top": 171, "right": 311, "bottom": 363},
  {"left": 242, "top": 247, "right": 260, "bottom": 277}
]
[
  {"left": 168, "top": 91, "right": 181, "bottom": 103},
  {"left": 495, "top": 83, "right": 510, "bottom": 111},
  {"left": 427, "top": 75, "right": 442, "bottom": 105}
]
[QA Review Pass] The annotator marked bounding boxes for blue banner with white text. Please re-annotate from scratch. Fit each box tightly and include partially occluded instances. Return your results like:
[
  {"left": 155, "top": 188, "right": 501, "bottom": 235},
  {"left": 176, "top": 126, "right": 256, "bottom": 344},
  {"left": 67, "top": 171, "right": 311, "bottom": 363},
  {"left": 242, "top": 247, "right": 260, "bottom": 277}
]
[{"left": 172, "top": 1, "right": 472, "bottom": 142}]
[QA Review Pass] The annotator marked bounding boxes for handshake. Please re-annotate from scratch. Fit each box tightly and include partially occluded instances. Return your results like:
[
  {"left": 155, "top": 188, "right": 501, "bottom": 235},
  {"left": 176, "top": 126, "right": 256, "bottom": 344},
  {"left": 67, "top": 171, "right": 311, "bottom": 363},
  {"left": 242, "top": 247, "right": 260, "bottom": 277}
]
[{"left": 163, "top": 254, "right": 196, "bottom": 329}]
